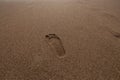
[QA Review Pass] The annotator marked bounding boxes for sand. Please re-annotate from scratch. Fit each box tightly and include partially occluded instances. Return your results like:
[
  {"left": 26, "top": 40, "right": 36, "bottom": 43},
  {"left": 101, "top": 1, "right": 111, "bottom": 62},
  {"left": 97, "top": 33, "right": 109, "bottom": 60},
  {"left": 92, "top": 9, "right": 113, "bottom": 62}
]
[{"left": 0, "top": 0, "right": 120, "bottom": 80}]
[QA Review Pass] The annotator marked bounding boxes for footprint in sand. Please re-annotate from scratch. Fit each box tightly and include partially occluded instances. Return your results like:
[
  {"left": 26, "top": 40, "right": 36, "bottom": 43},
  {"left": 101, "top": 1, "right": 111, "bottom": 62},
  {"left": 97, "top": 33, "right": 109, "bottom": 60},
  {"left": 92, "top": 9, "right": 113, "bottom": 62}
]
[
  {"left": 101, "top": 12, "right": 120, "bottom": 22},
  {"left": 105, "top": 27, "right": 120, "bottom": 39},
  {"left": 111, "top": 31, "right": 120, "bottom": 39},
  {"left": 45, "top": 34, "right": 66, "bottom": 58}
]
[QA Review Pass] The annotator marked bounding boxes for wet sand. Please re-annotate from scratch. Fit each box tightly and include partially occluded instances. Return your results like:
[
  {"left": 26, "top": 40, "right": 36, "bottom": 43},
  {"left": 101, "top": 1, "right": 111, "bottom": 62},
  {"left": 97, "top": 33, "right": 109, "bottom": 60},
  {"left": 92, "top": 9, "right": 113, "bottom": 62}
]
[{"left": 0, "top": 0, "right": 120, "bottom": 80}]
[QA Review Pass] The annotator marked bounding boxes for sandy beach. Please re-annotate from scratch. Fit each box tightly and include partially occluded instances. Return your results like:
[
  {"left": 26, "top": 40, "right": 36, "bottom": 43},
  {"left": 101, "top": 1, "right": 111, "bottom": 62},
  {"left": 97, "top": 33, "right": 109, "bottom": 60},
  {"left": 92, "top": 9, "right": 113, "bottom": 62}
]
[{"left": 0, "top": 0, "right": 120, "bottom": 80}]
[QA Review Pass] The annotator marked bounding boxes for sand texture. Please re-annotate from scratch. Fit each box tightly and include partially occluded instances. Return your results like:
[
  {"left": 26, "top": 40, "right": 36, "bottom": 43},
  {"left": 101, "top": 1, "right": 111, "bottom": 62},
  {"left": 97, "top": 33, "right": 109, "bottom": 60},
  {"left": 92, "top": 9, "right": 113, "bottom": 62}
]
[{"left": 0, "top": 0, "right": 120, "bottom": 80}]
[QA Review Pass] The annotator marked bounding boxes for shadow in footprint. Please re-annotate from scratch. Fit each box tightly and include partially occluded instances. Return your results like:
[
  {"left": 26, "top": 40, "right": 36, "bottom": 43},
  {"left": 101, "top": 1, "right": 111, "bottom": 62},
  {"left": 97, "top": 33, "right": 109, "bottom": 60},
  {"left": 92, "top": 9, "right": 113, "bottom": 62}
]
[{"left": 45, "top": 34, "right": 66, "bottom": 58}]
